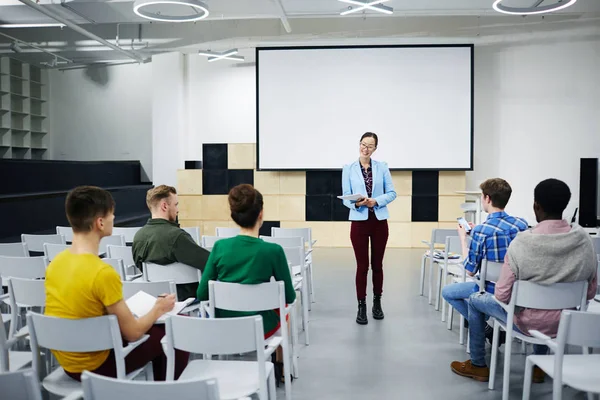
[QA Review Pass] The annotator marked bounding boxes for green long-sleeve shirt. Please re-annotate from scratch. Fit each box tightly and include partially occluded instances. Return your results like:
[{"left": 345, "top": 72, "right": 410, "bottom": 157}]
[
  {"left": 132, "top": 218, "right": 210, "bottom": 300},
  {"left": 197, "top": 235, "right": 296, "bottom": 336}
]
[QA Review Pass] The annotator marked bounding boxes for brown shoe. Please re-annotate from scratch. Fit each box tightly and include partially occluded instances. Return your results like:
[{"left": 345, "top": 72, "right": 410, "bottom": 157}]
[
  {"left": 450, "top": 360, "right": 490, "bottom": 382},
  {"left": 533, "top": 366, "right": 545, "bottom": 383}
]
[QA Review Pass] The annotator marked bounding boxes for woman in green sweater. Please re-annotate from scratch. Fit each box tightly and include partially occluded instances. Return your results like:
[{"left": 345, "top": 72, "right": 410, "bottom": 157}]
[{"left": 196, "top": 184, "right": 296, "bottom": 338}]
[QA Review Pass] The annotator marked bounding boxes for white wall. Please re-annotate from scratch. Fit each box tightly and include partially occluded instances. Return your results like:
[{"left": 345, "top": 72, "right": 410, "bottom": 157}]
[
  {"left": 49, "top": 62, "right": 152, "bottom": 180},
  {"left": 468, "top": 38, "right": 600, "bottom": 224}
]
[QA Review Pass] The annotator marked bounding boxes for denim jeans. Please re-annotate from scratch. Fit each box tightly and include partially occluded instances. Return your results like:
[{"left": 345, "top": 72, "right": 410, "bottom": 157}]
[
  {"left": 441, "top": 282, "right": 477, "bottom": 319},
  {"left": 468, "top": 292, "right": 548, "bottom": 367}
]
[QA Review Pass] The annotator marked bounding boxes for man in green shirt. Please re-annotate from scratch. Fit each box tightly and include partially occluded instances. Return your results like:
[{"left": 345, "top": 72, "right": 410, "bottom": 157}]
[{"left": 133, "top": 185, "right": 209, "bottom": 300}]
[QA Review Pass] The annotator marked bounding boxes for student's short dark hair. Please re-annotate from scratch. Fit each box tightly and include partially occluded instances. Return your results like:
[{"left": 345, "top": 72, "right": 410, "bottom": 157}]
[
  {"left": 534, "top": 179, "right": 571, "bottom": 216},
  {"left": 360, "top": 132, "right": 378, "bottom": 147},
  {"left": 66, "top": 186, "right": 115, "bottom": 233},
  {"left": 228, "top": 184, "right": 263, "bottom": 229},
  {"left": 479, "top": 178, "right": 512, "bottom": 209}
]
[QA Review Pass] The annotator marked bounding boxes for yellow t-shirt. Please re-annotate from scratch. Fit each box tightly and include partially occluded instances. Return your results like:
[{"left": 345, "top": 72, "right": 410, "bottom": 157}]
[{"left": 45, "top": 250, "right": 123, "bottom": 373}]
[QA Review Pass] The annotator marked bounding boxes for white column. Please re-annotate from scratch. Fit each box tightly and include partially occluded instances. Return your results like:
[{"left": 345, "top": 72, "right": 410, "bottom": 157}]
[{"left": 152, "top": 52, "right": 186, "bottom": 186}]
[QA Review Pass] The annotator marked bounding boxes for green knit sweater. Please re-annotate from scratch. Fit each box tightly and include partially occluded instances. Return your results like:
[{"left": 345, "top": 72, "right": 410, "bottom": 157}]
[{"left": 196, "top": 235, "right": 296, "bottom": 335}]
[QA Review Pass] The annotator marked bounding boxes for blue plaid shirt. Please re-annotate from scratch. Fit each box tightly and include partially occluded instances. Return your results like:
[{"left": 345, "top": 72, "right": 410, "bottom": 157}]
[{"left": 464, "top": 211, "right": 528, "bottom": 293}]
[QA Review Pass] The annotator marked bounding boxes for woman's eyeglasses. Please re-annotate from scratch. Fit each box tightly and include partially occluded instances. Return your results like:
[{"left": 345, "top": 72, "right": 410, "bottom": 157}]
[{"left": 360, "top": 143, "right": 376, "bottom": 151}]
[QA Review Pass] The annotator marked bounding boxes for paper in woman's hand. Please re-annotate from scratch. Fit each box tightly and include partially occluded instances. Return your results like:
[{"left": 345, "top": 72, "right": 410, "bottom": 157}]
[{"left": 337, "top": 194, "right": 365, "bottom": 202}]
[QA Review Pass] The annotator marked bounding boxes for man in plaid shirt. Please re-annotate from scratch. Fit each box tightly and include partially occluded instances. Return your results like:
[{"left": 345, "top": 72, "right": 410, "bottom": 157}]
[{"left": 442, "top": 178, "right": 528, "bottom": 321}]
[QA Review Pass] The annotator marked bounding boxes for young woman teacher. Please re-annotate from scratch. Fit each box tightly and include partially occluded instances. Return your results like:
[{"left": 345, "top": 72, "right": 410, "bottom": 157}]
[{"left": 342, "top": 132, "right": 397, "bottom": 325}]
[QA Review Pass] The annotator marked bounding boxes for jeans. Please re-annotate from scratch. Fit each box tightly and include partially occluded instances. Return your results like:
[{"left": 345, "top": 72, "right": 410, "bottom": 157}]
[
  {"left": 441, "top": 281, "right": 477, "bottom": 319},
  {"left": 468, "top": 292, "right": 548, "bottom": 367}
]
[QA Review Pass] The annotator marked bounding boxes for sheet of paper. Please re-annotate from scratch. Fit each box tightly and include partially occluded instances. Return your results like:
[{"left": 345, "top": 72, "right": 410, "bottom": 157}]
[
  {"left": 126, "top": 291, "right": 197, "bottom": 322},
  {"left": 337, "top": 194, "right": 365, "bottom": 201}
]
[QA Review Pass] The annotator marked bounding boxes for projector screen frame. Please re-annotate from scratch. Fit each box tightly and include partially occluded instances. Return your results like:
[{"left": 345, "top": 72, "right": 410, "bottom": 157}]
[{"left": 255, "top": 44, "right": 475, "bottom": 172}]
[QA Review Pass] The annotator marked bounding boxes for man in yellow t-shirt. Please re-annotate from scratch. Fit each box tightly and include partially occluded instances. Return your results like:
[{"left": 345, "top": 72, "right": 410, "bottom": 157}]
[{"left": 45, "top": 186, "right": 188, "bottom": 381}]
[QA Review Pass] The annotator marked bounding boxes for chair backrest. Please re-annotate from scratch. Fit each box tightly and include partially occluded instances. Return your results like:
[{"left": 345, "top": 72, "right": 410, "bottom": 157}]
[
  {"left": 99, "top": 235, "right": 126, "bottom": 255},
  {"left": 0, "top": 369, "right": 43, "bottom": 400},
  {"left": 56, "top": 226, "right": 74, "bottom": 243},
  {"left": 511, "top": 280, "right": 588, "bottom": 311},
  {"left": 27, "top": 312, "right": 128, "bottom": 378},
  {"left": 431, "top": 229, "right": 459, "bottom": 245},
  {"left": 8, "top": 278, "right": 46, "bottom": 340},
  {"left": 555, "top": 310, "right": 600, "bottom": 349},
  {"left": 282, "top": 246, "right": 303, "bottom": 269},
  {"left": 0, "top": 312, "right": 10, "bottom": 372},
  {"left": 43, "top": 243, "right": 70, "bottom": 262},
  {"left": 182, "top": 226, "right": 201, "bottom": 245},
  {"left": 201, "top": 235, "right": 223, "bottom": 249},
  {"left": 143, "top": 262, "right": 201, "bottom": 284},
  {"left": 209, "top": 280, "right": 285, "bottom": 313},
  {"left": 479, "top": 259, "right": 504, "bottom": 289},
  {"left": 106, "top": 245, "right": 135, "bottom": 268},
  {"left": 81, "top": 370, "right": 220, "bottom": 400},
  {"left": 260, "top": 236, "right": 304, "bottom": 249},
  {"left": 111, "top": 227, "right": 142, "bottom": 244},
  {"left": 591, "top": 237, "right": 600, "bottom": 259},
  {"left": 21, "top": 234, "right": 65, "bottom": 253},
  {"left": 444, "top": 236, "right": 462, "bottom": 255},
  {"left": 0, "top": 256, "right": 48, "bottom": 284},
  {"left": 0, "top": 242, "right": 29, "bottom": 257},
  {"left": 122, "top": 280, "right": 176, "bottom": 300},
  {"left": 102, "top": 258, "right": 126, "bottom": 281},
  {"left": 215, "top": 227, "right": 240, "bottom": 238},
  {"left": 272, "top": 227, "right": 312, "bottom": 248}
]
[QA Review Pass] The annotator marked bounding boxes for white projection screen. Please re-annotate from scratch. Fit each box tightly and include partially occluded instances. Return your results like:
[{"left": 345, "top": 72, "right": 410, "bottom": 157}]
[{"left": 256, "top": 45, "right": 473, "bottom": 170}]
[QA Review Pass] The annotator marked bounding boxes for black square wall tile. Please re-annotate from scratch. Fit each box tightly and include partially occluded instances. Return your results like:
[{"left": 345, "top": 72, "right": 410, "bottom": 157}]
[
  {"left": 306, "top": 195, "right": 332, "bottom": 221},
  {"left": 306, "top": 171, "right": 343, "bottom": 196},
  {"left": 259, "top": 221, "right": 280, "bottom": 237},
  {"left": 202, "top": 170, "right": 228, "bottom": 195},
  {"left": 203, "top": 144, "right": 228, "bottom": 170},
  {"left": 184, "top": 160, "right": 203, "bottom": 170},
  {"left": 228, "top": 169, "right": 254, "bottom": 191},
  {"left": 412, "top": 171, "right": 439, "bottom": 196},
  {"left": 412, "top": 195, "right": 439, "bottom": 222},
  {"left": 330, "top": 171, "right": 342, "bottom": 196},
  {"left": 332, "top": 195, "right": 349, "bottom": 221}
]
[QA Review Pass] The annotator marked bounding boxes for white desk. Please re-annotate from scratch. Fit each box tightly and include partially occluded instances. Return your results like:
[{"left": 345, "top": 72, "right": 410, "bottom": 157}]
[{"left": 455, "top": 190, "right": 482, "bottom": 225}]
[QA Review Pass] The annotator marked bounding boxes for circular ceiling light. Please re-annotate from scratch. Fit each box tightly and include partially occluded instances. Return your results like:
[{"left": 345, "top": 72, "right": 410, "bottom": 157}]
[
  {"left": 133, "top": 0, "right": 209, "bottom": 22},
  {"left": 492, "top": 0, "right": 577, "bottom": 15}
]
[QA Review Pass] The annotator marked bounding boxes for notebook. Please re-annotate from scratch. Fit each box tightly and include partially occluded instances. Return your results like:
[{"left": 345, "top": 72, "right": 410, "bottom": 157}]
[{"left": 126, "top": 291, "right": 196, "bottom": 323}]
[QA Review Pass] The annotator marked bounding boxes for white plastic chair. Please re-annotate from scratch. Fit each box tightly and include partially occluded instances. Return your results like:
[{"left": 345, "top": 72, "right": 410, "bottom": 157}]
[
  {"left": 106, "top": 245, "right": 141, "bottom": 279},
  {"left": 27, "top": 312, "right": 151, "bottom": 398},
  {"left": 489, "top": 280, "right": 589, "bottom": 400},
  {"left": 165, "top": 315, "right": 275, "bottom": 400},
  {"left": 122, "top": 280, "right": 177, "bottom": 300},
  {"left": 0, "top": 369, "right": 42, "bottom": 400},
  {"left": 56, "top": 226, "right": 74, "bottom": 243},
  {"left": 81, "top": 370, "right": 221, "bottom": 400},
  {"left": 272, "top": 227, "right": 316, "bottom": 305},
  {"left": 98, "top": 235, "right": 126, "bottom": 256},
  {"left": 142, "top": 262, "right": 201, "bottom": 300},
  {"left": 523, "top": 310, "right": 600, "bottom": 400},
  {"left": 420, "top": 228, "right": 459, "bottom": 305},
  {"left": 21, "top": 234, "right": 65, "bottom": 253},
  {"left": 260, "top": 236, "right": 304, "bottom": 249},
  {"left": 111, "top": 227, "right": 142, "bottom": 244},
  {"left": 201, "top": 236, "right": 224, "bottom": 250},
  {"left": 435, "top": 235, "right": 463, "bottom": 316},
  {"left": 43, "top": 243, "right": 70, "bottom": 262},
  {"left": 0, "top": 243, "right": 29, "bottom": 257},
  {"left": 208, "top": 281, "right": 293, "bottom": 400},
  {"left": 7, "top": 277, "right": 45, "bottom": 341},
  {"left": 182, "top": 226, "right": 201, "bottom": 245},
  {"left": 102, "top": 258, "right": 127, "bottom": 281},
  {"left": 281, "top": 245, "right": 309, "bottom": 347},
  {"left": 0, "top": 256, "right": 48, "bottom": 285},
  {"left": 215, "top": 227, "right": 240, "bottom": 238},
  {"left": 0, "top": 312, "right": 32, "bottom": 373}
]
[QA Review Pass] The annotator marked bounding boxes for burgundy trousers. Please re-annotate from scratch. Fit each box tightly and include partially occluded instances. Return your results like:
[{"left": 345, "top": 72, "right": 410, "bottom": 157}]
[
  {"left": 350, "top": 211, "right": 389, "bottom": 300},
  {"left": 65, "top": 325, "right": 188, "bottom": 382}
]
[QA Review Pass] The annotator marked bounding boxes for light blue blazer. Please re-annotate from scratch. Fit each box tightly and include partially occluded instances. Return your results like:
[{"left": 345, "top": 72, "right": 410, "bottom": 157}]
[{"left": 342, "top": 159, "right": 397, "bottom": 221}]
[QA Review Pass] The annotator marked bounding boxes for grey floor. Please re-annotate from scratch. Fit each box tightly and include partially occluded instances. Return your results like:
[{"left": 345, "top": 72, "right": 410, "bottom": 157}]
[{"left": 286, "top": 248, "right": 587, "bottom": 400}]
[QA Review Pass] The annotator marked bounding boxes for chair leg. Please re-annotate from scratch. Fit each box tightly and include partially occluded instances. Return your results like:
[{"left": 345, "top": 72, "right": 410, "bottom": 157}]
[
  {"left": 308, "top": 262, "right": 315, "bottom": 304},
  {"left": 420, "top": 256, "right": 427, "bottom": 296},
  {"left": 466, "top": 332, "right": 470, "bottom": 354},
  {"left": 502, "top": 331, "right": 513, "bottom": 400},
  {"left": 291, "top": 302, "right": 300, "bottom": 378},
  {"left": 282, "top": 340, "right": 292, "bottom": 400},
  {"left": 435, "top": 267, "right": 442, "bottom": 311},
  {"left": 459, "top": 315, "right": 465, "bottom": 345},
  {"left": 522, "top": 357, "right": 534, "bottom": 400},
  {"left": 489, "top": 322, "right": 501, "bottom": 390},
  {"left": 428, "top": 261, "right": 435, "bottom": 305},
  {"left": 302, "top": 281, "right": 310, "bottom": 346},
  {"left": 447, "top": 304, "right": 453, "bottom": 330},
  {"left": 267, "top": 367, "right": 277, "bottom": 400}
]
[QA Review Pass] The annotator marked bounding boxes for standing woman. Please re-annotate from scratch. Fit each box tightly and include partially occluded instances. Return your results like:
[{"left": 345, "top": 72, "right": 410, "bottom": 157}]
[{"left": 342, "top": 132, "right": 397, "bottom": 325}]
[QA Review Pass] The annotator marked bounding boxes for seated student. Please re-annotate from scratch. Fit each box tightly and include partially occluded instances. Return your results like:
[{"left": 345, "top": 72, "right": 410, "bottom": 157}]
[
  {"left": 133, "top": 185, "right": 210, "bottom": 300},
  {"left": 450, "top": 179, "right": 598, "bottom": 383},
  {"left": 197, "top": 184, "right": 296, "bottom": 339},
  {"left": 45, "top": 186, "right": 188, "bottom": 381},
  {"left": 442, "top": 178, "right": 528, "bottom": 324}
]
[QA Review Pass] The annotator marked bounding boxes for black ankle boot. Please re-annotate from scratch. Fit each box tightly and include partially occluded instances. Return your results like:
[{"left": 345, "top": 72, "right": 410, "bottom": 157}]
[
  {"left": 372, "top": 295, "right": 384, "bottom": 320},
  {"left": 356, "top": 299, "right": 368, "bottom": 325}
]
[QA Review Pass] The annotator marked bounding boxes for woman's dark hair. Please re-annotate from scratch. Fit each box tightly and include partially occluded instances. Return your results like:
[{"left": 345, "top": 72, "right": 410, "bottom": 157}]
[
  {"left": 228, "top": 184, "right": 264, "bottom": 228},
  {"left": 360, "top": 132, "right": 378, "bottom": 147}
]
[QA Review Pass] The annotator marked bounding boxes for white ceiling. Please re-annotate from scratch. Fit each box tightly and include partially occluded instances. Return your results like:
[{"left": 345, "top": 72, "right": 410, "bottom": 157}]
[{"left": 0, "top": 0, "right": 599, "bottom": 68}]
